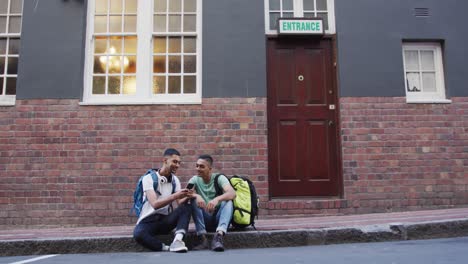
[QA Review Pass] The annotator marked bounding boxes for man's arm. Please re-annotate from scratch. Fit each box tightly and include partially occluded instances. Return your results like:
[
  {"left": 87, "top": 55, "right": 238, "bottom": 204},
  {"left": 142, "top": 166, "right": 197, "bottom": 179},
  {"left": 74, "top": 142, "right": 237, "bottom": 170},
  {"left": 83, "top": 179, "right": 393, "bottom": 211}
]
[
  {"left": 206, "top": 179, "right": 236, "bottom": 212},
  {"left": 146, "top": 188, "right": 188, "bottom": 209}
]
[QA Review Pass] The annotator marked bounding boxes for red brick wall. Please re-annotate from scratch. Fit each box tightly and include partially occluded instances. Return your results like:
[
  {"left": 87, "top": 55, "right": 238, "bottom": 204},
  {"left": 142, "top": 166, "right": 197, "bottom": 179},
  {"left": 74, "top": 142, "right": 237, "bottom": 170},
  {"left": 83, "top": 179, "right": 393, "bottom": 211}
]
[
  {"left": 340, "top": 97, "right": 468, "bottom": 213},
  {"left": 1, "top": 97, "right": 467, "bottom": 227},
  {"left": 0, "top": 98, "right": 268, "bottom": 227}
]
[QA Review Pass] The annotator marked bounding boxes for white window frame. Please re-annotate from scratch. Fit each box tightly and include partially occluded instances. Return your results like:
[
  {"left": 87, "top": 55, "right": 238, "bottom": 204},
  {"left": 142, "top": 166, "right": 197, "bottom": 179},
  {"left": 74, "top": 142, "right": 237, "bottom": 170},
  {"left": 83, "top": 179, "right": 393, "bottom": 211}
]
[
  {"left": 264, "top": 0, "right": 335, "bottom": 35},
  {"left": 402, "top": 43, "right": 450, "bottom": 104},
  {"left": 82, "top": 0, "right": 202, "bottom": 105},
  {"left": 0, "top": 0, "right": 23, "bottom": 106}
]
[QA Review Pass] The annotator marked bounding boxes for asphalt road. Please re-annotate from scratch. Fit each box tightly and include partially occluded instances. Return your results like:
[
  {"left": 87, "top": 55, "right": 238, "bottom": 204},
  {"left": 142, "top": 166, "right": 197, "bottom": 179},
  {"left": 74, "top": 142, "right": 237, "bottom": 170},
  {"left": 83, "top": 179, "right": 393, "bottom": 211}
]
[{"left": 2, "top": 236, "right": 467, "bottom": 264}]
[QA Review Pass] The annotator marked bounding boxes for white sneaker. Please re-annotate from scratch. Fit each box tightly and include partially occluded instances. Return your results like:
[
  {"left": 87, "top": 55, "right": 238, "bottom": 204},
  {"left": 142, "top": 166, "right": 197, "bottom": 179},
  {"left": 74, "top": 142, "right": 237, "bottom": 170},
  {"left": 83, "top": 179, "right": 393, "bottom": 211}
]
[
  {"left": 161, "top": 243, "right": 170, "bottom": 251},
  {"left": 169, "top": 240, "right": 188, "bottom": 253}
]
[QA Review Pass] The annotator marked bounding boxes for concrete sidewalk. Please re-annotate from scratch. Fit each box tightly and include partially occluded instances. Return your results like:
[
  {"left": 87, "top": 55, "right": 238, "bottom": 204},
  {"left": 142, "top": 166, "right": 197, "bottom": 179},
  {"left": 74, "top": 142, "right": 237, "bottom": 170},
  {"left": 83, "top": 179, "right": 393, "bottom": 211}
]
[{"left": 1, "top": 207, "right": 468, "bottom": 256}]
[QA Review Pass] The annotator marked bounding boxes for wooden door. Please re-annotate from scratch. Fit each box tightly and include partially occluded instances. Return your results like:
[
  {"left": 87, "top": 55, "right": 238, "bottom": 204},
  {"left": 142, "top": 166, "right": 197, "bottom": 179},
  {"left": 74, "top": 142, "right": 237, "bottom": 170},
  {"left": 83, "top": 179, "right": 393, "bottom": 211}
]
[{"left": 267, "top": 38, "right": 341, "bottom": 197}]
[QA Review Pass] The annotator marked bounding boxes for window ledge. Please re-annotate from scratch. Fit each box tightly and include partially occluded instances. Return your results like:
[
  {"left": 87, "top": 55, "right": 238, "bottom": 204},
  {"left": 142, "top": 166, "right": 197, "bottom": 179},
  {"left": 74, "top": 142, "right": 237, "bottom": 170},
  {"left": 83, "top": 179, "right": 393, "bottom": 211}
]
[
  {"left": 0, "top": 96, "right": 15, "bottom": 106},
  {"left": 80, "top": 98, "right": 202, "bottom": 106},
  {"left": 406, "top": 99, "right": 452, "bottom": 104}
]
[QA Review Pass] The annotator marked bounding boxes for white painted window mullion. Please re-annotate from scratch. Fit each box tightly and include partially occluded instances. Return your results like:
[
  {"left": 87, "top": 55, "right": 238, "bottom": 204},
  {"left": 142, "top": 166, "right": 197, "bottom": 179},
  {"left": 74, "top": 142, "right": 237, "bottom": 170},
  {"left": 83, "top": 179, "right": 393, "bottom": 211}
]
[
  {"left": 136, "top": 0, "right": 151, "bottom": 98},
  {"left": 295, "top": 0, "right": 303, "bottom": 17}
]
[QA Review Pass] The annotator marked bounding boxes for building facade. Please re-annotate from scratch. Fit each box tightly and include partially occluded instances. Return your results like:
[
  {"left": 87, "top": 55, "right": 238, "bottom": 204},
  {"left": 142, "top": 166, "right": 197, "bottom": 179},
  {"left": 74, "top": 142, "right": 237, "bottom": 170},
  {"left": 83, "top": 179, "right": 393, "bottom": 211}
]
[{"left": 0, "top": 0, "right": 467, "bottom": 227}]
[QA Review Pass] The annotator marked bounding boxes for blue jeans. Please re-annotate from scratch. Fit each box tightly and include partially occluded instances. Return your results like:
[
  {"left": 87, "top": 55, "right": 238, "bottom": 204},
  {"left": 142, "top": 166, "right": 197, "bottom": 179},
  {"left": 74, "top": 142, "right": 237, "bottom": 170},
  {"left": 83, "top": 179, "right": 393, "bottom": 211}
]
[
  {"left": 133, "top": 202, "right": 191, "bottom": 251},
  {"left": 191, "top": 199, "right": 233, "bottom": 235}
]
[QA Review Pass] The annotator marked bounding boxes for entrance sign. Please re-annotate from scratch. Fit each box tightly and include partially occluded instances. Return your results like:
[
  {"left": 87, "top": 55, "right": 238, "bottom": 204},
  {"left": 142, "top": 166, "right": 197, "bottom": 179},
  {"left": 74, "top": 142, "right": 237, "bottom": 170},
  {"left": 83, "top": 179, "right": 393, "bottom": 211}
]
[{"left": 278, "top": 18, "right": 324, "bottom": 35}]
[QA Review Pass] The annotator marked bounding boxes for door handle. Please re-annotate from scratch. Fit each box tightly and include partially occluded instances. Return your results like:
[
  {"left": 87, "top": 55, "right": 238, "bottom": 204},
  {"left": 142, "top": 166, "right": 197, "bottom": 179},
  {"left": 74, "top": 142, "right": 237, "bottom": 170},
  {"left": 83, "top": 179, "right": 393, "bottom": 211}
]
[{"left": 328, "top": 120, "right": 334, "bottom": 126}]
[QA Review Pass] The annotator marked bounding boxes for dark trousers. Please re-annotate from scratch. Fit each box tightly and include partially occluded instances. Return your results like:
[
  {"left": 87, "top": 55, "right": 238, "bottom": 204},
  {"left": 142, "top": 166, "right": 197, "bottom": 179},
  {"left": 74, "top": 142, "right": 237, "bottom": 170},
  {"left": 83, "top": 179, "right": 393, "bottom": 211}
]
[{"left": 133, "top": 203, "right": 191, "bottom": 251}]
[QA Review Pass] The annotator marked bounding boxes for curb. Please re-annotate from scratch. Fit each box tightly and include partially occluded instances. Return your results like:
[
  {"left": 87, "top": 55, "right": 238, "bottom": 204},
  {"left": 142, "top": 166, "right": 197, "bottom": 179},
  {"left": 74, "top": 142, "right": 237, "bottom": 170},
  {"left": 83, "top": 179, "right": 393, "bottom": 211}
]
[{"left": 1, "top": 219, "right": 468, "bottom": 256}]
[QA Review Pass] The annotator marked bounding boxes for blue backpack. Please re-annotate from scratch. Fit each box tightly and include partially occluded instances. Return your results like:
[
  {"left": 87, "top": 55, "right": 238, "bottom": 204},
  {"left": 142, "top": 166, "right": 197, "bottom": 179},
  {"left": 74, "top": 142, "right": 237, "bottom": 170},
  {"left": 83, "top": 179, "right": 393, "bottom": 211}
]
[{"left": 132, "top": 169, "right": 176, "bottom": 217}]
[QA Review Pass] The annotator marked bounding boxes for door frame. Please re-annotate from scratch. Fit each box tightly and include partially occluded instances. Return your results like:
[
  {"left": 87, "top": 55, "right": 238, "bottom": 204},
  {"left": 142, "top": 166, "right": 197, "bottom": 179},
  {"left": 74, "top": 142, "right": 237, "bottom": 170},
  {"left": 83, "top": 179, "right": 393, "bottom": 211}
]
[{"left": 266, "top": 35, "right": 344, "bottom": 198}]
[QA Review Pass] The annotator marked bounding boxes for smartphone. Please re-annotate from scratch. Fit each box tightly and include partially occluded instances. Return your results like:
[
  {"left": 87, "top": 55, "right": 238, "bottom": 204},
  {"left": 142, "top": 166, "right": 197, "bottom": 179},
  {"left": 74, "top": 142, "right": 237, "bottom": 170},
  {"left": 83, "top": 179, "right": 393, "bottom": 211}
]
[{"left": 186, "top": 183, "right": 195, "bottom": 190}]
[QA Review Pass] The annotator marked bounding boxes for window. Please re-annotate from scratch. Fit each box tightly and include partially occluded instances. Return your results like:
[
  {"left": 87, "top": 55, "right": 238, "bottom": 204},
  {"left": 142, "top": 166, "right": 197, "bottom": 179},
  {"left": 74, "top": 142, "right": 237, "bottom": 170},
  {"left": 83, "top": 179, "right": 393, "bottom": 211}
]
[
  {"left": 402, "top": 43, "right": 449, "bottom": 103},
  {"left": 83, "top": 0, "right": 201, "bottom": 105},
  {"left": 265, "top": 0, "right": 335, "bottom": 34},
  {"left": 0, "top": 0, "right": 22, "bottom": 106}
]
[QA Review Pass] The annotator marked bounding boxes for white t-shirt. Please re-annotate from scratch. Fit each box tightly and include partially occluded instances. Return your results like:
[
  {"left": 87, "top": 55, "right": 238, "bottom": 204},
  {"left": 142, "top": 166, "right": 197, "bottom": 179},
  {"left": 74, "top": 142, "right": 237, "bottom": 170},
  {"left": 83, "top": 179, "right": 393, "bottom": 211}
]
[{"left": 136, "top": 171, "right": 181, "bottom": 225}]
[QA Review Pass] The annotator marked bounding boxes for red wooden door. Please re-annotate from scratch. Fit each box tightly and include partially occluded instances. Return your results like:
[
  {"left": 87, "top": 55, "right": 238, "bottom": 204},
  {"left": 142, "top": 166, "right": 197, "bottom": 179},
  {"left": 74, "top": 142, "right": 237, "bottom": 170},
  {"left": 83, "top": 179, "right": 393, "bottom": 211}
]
[{"left": 267, "top": 38, "right": 341, "bottom": 197}]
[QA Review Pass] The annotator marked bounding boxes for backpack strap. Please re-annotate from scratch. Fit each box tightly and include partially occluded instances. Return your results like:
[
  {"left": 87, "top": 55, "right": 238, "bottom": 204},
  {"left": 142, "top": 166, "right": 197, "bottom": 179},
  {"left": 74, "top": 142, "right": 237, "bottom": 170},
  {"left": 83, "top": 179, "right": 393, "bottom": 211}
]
[{"left": 213, "top": 173, "right": 224, "bottom": 197}]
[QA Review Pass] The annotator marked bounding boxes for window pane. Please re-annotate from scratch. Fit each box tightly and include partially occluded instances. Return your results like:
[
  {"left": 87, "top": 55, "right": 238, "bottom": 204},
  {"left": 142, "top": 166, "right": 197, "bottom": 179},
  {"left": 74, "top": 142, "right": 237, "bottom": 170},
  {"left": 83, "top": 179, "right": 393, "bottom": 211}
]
[
  {"left": 124, "top": 55, "right": 136, "bottom": 73},
  {"left": 95, "top": 0, "right": 108, "bottom": 14},
  {"left": 406, "top": 72, "right": 421, "bottom": 92},
  {"left": 8, "top": 38, "right": 20, "bottom": 54},
  {"left": 404, "top": 51, "right": 419, "bottom": 71},
  {"left": 0, "top": 2, "right": 7, "bottom": 13},
  {"left": 153, "top": 56, "right": 166, "bottom": 73},
  {"left": 154, "top": 0, "right": 167, "bottom": 12},
  {"left": 421, "top": 51, "right": 435, "bottom": 71},
  {"left": 110, "top": 0, "right": 123, "bottom": 13},
  {"left": 11, "top": 0, "right": 23, "bottom": 13},
  {"left": 108, "top": 76, "right": 121, "bottom": 94},
  {"left": 123, "top": 76, "right": 136, "bottom": 94},
  {"left": 92, "top": 76, "right": 106, "bottom": 94},
  {"left": 168, "top": 76, "right": 181, "bottom": 93},
  {"left": 0, "top": 78, "right": 3, "bottom": 95},
  {"left": 282, "top": 0, "right": 293, "bottom": 10},
  {"left": 184, "top": 37, "right": 196, "bottom": 53},
  {"left": 269, "top": 0, "right": 280, "bottom": 10},
  {"left": 153, "top": 76, "right": 166, "bottom": 94},
  {"left": 316, "top": 12, "right": 328, "bottom": 30},
  {"left": 422, "top": 73, "right": 436, "bottom": 92},
  {"left": 154, "top": 15, "right": 166, "bottom": 32},
  {"left": 0, "top": 56, "right": 5, "bottom": 73},
  {"left": 124, "top": 15, "right": 137, "bottom": 32},
  {"left": 184, "top": 55, "right": 196, "bottom": 73},
  {"left": 6, "top": 77, "right": 15, "bottom": 94},
  {"left": 0, "top": 39, "right": 6, "bottom": 54},
  {"left": 108, "top": 56, "right": 122, "bottom": 73},
  {"left": 94, "top": 16, "right": 107, "bottom": 33},
  {"left": 184, "top": 76, "right": 196, "bottom": 93},
  {"left": 0, "top": 17, "right": 6, "bottom": 34},
  {"left": 168, "top": 37, "right": 181, "bottom": 53},
  {"left": 95, "top": 37, "right": 107, "bottom": 53},
  {"left": 317, "top": 0, "right": 327, "bottom": 10},
  {"left": 109, "top": 15, "right": 122, "bottom": 32},
  {"left": 94, "top": 56, "right": 106, "bottom": 73},
  {"left": 124, "top": 36, "right": 137, "bottom": 53},
  {"left": 169, "top": 0, "right": 181, "bottom": 12},
  {"left": 184, "top": 0, "right": 196, "bottom": 12},
  {"left": 169, "top": 15, "right": 181, "bottom": 32},
  {"left": 125, "top": 0, "right": 137, "bottom": 13},
  {"left": 153, "top": 37, "right": 166, "bottom": 53},
  {"left": 303, "top": 0, "right": 315, "bottom": 11},
  {"left": 110, "top": 38, "right": 122, "bottom": 53},
  {"left": 8, "top": 17, "right": 23, "bottom": 34},
  {"left": 168, "top": 56, "right": 181, "bottom": 73},
  {"left": 7, "top": 57, "right": 18, "bottom": 74},
  {"left": 283, "top": 12, "right": 293, "bottom": 18},
  {"left": 183, "top": 14, "right": 196, "bottom": 32},
  {"left": 269, "top": 12, "right": 280, "bottom": 30}
]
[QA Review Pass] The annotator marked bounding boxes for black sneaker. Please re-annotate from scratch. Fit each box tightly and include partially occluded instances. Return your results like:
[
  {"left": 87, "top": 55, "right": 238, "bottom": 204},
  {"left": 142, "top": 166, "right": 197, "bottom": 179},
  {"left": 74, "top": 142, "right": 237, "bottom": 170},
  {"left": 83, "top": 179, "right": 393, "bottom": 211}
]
[{"left": 211, "top": 233, "right": 225, "bottom": 252}]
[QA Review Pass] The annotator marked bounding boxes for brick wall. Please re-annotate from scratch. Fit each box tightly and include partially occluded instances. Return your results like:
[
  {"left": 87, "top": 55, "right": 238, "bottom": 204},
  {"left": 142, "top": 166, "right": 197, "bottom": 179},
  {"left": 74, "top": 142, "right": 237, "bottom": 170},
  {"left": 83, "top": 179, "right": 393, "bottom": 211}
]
[
  {"left": 1, "top": 97, "right": 467, "bottom": 227},
  {"left": 340, "top": 97, "right": 468, "bottom": 214},
  {"left": 0, "top": 98, "right": 268, "bottom": 227}
]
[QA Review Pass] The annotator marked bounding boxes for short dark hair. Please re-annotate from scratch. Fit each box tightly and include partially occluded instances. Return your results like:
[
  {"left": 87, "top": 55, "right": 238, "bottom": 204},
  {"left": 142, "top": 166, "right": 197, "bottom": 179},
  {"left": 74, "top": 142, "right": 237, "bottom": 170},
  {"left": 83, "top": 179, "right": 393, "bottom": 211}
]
[
  {"left": 198, "top": 154, "right": 213, "bottom": 166},
  {"left": 164, "top": 148, "right": 180, "bottom": 157}
]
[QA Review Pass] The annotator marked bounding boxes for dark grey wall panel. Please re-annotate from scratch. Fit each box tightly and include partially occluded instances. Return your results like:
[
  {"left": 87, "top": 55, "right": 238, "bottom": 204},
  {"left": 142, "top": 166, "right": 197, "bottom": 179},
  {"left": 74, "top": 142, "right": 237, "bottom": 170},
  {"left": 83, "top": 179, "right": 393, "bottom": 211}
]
[
  {"left": 336, "top": 0, "right": 468, "bottom": 97},
  {"left": 17, "top": 0, "right": 86, "bottom": 99},
  {"left": 203, "top": 0, "right": 266, "bottom": 97}
]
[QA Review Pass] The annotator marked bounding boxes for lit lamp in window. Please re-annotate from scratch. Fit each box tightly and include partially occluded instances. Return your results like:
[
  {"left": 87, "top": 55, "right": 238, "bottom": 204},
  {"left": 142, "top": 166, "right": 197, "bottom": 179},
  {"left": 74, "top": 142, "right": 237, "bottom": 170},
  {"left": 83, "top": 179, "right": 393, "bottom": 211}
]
[{"left": 99, "top": 46, "right": 129, "bottom": 72}]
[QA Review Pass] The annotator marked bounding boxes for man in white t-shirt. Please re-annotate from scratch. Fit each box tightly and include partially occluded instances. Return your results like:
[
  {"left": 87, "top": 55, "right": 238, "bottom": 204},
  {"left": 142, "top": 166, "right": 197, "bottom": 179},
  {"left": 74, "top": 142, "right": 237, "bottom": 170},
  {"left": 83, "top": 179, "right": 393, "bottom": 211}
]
[{"left": 133, "top": 148, "right": 193, "bottom": 253}]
